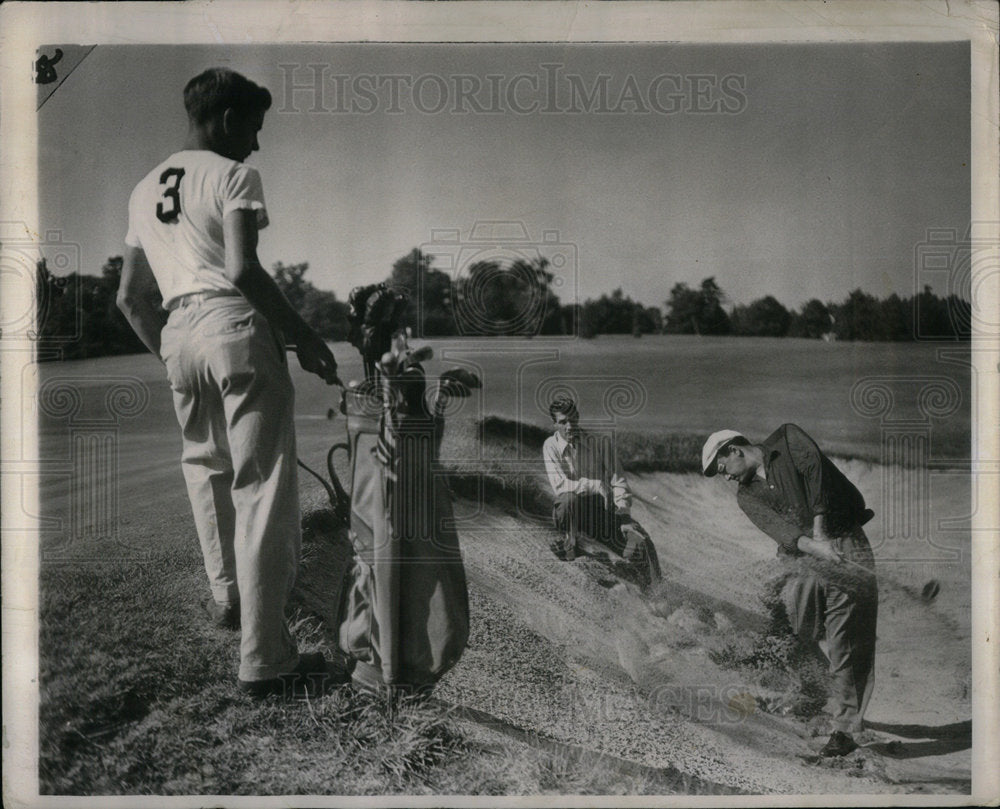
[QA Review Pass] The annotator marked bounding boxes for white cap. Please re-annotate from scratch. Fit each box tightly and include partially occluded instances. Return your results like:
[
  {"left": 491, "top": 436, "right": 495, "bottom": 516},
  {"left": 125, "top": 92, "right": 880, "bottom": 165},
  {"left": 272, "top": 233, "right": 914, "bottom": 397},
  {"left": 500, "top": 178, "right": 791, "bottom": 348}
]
[{"left": 702, "top": 430, "right": 746, "bottom": 477}]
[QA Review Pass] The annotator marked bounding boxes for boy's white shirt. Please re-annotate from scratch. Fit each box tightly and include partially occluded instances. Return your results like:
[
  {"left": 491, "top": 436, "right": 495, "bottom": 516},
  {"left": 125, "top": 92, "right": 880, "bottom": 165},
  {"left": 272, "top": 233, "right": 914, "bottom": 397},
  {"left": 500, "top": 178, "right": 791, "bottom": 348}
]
[
  {"left": 125, "top": 149, "right": 268, "bottom": 309},
  {"left": 542, "top": 429, "right": 632, "bottom": 514}
]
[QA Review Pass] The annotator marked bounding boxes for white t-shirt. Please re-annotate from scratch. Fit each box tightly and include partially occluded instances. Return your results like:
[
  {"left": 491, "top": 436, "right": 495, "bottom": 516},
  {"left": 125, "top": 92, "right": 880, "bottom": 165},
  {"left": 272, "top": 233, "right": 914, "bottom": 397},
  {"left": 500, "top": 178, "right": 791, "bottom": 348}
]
[{"left": 125, "top": 150, "right": 269, "bottom": 310}]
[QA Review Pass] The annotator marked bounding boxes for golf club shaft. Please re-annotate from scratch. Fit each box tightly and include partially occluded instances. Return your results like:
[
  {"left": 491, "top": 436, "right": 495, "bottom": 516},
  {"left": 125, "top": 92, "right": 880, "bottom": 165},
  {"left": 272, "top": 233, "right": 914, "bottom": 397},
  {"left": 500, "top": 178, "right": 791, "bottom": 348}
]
[{"left": 837, "top": 555, "right": 876, "bottom": 576}]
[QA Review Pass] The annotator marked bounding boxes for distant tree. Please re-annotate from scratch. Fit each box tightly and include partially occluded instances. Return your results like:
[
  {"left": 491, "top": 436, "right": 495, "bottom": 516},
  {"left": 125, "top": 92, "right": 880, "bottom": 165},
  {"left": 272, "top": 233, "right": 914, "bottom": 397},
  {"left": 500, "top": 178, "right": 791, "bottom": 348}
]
[
  {"left": 914, "top": 284, "right": 971, "bottom": 340},
  {"left": 272, "top": 261, "right": 311, "bottom": 310},
  {"left": 879, "top": 293, "right": 911, "bottom": 342},
  {"left": 571, "top": 303, "right": 595, "bottom": 339},
  {"left": 664, "top": 277, "right": 729, "bottom": 335},
  {"left": 943, "top": 294, "right": 972, "bottom": 340},
  {"left": 664, "top": 282, "right": 701, "bottom": 334},
  {"left": 830, "top": 289, "right": 877, "bottom": 341},
  {"left": 635, "top": 304, "right": 663, "bottom": 336},
  {"left": 35, "top": 256, "right": 148, "bottom": 360},
  {"left": 451, "top": 256, "right": 563, "bottom": 336},
  {"left": 698, "top": 277, "right": 730, "bottom": 335},
  {"left": 272, "top": 261, "right": 350, "bottom": 341},
  {"left": 575, "top": 289, "right": 661, "bottom": 337},
  {"left": 560, "top": 302, "right": 584, "bottom": 337},
  {"left": 788, "top": 298, "right": 832, "bottom": 339},
  {"left": 300, "top": 288, "right": 351, "bottom": 341},
  {"left": 584, "top": 288, "right": 631, "bottom": 335},
  {"left": 35, "top": 258, "right": 75, "bottom": 342},
  {"left": 730, "top": 295, "right": 791, "bottom": 337},
  {"left": 388, "top": 248, "right": 457, "bottom": 336}
]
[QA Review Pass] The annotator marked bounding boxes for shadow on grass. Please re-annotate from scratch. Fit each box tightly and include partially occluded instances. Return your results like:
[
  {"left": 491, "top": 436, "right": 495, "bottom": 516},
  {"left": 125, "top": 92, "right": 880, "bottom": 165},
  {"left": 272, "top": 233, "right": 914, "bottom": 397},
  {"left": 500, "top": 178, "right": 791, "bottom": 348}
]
[{"left": 865, "top": 720, "right": 972, "bottom": 759}]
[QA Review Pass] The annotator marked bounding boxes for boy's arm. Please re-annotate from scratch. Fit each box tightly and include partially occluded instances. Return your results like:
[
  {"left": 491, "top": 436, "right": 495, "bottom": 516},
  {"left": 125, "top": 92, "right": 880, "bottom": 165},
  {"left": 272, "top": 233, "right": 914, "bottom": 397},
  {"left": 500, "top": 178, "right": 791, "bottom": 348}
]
[
  {"left": 737, "top": 488, "right": 844, "bottom": 563},
  {"left": 224, "top": 209, "right": 340, "bottom": 384},
  {"left": 608, "top": 445, "right": 632, "bottom": 515},
  {"left": 117, "top": 246, "right": 167, "bottom": 358}
]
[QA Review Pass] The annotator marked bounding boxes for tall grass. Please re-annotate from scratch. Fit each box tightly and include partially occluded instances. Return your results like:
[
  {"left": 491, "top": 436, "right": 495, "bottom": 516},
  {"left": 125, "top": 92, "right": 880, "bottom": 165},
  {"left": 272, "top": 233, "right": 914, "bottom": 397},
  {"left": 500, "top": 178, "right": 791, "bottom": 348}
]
[
  {"left": 708, "top": 571, "right": 830, "bottom": 720},
  {"left": 39, "top": 553, "right": 466, "bottom": 795},
  {"left": 39, "top": 498, "right": 710, "bottom": 796}
]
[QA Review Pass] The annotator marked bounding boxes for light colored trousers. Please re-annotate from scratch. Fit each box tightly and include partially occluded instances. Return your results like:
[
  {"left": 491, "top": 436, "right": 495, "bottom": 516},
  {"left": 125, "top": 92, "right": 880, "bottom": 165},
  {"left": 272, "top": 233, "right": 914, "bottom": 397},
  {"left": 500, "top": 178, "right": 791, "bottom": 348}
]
[
  {"left": 782, "top": 527, "right": 878, "bottom": 734},
  {"left": 160, "top": 295, "right": 301, "bottom": 681}
]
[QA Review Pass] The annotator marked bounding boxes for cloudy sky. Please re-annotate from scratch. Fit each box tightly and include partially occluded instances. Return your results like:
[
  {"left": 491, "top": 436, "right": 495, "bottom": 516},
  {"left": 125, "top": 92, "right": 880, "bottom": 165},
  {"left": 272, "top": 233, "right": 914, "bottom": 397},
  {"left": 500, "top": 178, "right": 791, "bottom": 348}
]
[{"left": 38, "top": 41, "right": 969, "bottom": 309}]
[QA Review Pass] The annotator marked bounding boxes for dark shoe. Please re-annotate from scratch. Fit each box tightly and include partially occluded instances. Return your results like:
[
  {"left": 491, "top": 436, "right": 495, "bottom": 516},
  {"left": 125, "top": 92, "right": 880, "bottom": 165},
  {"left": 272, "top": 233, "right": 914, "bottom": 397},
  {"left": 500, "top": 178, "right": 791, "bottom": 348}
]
[
  {"left": 239, "top": 651, "right": 353, "bottom": 699},
  {"left": 819, "top": 730, "right": 858, "bottom": 757},
  {"left": 549, "top": 532, "right": 577, "bottom": 561},
  {"left": 203, "top": 598, "right": 240, "bottom": 630}
]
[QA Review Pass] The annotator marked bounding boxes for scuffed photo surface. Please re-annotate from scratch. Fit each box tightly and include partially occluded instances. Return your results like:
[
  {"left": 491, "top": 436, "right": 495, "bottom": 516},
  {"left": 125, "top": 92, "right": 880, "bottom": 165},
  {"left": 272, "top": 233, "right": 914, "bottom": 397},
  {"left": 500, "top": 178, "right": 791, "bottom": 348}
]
[{"left": 2, "top": 2, "right": 997, "bottom": 806}]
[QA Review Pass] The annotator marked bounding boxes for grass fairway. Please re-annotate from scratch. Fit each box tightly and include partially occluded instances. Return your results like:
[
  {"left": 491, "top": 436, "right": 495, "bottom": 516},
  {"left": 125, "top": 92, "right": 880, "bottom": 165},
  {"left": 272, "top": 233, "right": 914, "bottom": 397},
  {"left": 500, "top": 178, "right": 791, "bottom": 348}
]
[{"left": 32, "top": 335, "right": 972, "bottom": 795}]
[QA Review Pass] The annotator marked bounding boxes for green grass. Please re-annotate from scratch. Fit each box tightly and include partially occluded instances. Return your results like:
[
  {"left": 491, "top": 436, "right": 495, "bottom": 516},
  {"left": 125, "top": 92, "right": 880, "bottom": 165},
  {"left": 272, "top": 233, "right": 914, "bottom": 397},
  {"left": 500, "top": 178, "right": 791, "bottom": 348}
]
[{"left": 45, "top": 336, "right": 968, "bottom": 466}]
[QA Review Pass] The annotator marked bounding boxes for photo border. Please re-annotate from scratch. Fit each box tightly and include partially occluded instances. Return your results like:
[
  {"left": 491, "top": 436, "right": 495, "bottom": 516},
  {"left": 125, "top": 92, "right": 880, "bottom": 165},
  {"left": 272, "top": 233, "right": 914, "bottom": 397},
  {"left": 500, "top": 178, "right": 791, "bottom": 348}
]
[{"left": 2, "top": 2, "right": 997, "bottom": 807}]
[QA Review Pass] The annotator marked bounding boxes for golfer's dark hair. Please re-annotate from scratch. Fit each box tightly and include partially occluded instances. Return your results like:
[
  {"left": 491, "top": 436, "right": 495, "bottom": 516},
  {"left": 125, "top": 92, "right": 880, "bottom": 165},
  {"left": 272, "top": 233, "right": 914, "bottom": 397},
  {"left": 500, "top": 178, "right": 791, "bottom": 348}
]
[
  {"left": 549, "top": 394, "right": 578, "bottom": 421},
  {"left": 184, "top": 68, "right": 272, "bottom": 125}
]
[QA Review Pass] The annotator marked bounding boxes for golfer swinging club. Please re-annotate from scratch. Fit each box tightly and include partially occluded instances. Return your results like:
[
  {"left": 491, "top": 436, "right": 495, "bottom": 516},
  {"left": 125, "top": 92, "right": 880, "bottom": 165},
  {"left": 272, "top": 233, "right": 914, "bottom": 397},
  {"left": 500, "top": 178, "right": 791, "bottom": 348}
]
[{"left": 702, "top": 424, "right": 879, "bottom": 757}]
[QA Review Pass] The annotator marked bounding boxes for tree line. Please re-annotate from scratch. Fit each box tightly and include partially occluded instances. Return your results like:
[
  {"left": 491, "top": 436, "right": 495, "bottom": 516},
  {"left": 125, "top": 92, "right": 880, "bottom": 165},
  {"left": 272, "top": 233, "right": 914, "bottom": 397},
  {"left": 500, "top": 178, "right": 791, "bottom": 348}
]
[
  {"left": 656, "top": 277, "right": 970, "bottom": 342},
  {"left": 33, "top": 249, "right": 970, "bottom": 361}
]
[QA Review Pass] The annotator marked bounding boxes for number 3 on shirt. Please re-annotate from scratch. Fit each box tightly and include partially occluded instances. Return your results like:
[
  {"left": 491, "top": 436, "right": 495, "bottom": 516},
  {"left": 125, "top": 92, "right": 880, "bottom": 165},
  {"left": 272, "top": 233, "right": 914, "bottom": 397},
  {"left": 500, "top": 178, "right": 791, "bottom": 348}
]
[{"left": 156, "top": 167, "right": 186, "bottom": 223}]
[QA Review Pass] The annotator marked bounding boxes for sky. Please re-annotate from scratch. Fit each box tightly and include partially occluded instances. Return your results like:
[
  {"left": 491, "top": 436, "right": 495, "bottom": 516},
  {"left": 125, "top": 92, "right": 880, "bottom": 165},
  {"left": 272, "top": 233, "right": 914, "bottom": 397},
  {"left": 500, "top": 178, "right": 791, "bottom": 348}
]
[{"left": 37, "top": 41, "right": 970, "bottom": 310}]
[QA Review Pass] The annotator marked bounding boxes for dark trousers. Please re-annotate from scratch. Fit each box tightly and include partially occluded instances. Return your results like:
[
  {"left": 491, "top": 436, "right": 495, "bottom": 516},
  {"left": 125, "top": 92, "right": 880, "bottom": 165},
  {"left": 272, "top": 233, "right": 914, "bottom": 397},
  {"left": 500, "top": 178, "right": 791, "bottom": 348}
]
[{"left": 552, "top": 493, "right": 627, "bottom": 557}]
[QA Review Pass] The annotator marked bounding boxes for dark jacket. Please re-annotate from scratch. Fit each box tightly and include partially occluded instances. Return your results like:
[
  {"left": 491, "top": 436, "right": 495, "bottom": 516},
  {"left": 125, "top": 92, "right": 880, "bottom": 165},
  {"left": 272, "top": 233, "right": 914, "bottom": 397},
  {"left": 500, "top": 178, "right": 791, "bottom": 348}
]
[{"left": 737, "top": 423, "right": 869, "bottom": 555}]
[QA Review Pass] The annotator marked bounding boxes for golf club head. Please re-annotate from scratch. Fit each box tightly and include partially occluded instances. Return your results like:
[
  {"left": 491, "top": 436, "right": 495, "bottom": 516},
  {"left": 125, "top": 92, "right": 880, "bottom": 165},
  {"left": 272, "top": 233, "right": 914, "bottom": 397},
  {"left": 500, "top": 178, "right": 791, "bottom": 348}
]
[
  {"left": 438, "top": 368, "right": 482, "bottom": 398},
  {"left": 921, "top": 579, "right": 941, "bottom": 603}
]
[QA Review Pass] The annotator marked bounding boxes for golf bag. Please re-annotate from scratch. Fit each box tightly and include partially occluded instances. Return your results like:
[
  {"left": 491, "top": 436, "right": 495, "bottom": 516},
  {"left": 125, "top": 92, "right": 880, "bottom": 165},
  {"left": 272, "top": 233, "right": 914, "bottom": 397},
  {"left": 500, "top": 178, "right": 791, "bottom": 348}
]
[{"left": 333, "top": 284, "right": 472, "bottom": 693}]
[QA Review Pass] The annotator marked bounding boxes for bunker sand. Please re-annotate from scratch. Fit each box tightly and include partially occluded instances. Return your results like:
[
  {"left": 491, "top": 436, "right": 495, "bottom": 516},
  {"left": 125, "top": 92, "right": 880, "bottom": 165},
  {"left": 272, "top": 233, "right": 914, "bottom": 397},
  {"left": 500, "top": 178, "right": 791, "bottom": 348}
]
[{"left": 433, "top": 466, "right": 972, "bottom": 794}]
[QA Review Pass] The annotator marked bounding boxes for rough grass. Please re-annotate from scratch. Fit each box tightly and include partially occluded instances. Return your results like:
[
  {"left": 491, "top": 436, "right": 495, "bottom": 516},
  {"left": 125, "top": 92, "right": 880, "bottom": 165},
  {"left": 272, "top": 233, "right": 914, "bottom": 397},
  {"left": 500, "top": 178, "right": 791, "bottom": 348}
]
[
  {"left": 39, "top": 500, "right": 700, "bottom": 796},
  {"left": 37, "top": 543, "right": 468, "bottom": 795},
  {"left": 708, "top": 571, "right": 830, "bottom": 720},
  {"left": 36, "top": 416, "right": 774, "bottom": 796},
  {"left": 472, "top": 414, "right": 705, "bottom": 474}
]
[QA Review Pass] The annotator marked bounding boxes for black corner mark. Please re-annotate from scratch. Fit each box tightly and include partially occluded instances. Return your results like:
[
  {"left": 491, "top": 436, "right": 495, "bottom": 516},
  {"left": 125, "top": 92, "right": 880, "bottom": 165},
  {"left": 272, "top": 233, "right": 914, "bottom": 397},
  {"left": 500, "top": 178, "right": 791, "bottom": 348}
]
[{"left": 35, "top": 49, "right": 64, "bottom": 84}]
